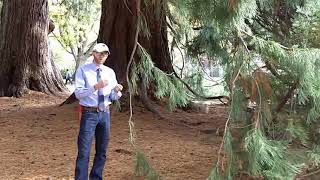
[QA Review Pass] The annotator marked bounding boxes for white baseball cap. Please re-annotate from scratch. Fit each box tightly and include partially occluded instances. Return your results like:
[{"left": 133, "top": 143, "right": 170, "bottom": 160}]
[{"left": 93, "top": 43, "right": 110, "bottom": 54}]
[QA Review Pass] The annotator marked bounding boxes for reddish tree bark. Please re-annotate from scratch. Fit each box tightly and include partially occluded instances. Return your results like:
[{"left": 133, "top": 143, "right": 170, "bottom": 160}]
[
  {"left": 61, "top": 0, "right": 173, "bottom": 106},
  {"left": 98, "top": 0, "right": 173, "bottom": 84},
  {"left": 0, "top": 0, "right": 65, "bottom": 97}
]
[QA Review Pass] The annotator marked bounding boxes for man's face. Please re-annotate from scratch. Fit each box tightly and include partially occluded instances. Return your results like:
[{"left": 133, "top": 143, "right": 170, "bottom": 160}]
[{"left": 93, "top": 51, "right": 109, "bottom": 65}]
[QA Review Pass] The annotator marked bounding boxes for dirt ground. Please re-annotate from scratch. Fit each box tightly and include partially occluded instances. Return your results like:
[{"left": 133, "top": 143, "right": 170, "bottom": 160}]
[{"left": 0, "top": 91, "right": 227, "bottom": 180}]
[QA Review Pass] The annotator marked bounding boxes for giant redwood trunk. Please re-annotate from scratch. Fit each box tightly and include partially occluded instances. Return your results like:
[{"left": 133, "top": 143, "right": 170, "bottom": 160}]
[
  {"left": 98, "top": 0, "right": 173, "bottom": 84},
  {"left": 0, "top": 0, "right": 65, "bottom": 97},
  {"left": 60, "top": 0, "right": 173, "bottom": 106}
]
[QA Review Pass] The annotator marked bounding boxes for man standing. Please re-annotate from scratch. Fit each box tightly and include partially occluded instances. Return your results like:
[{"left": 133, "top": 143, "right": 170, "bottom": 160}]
[
  {"left": 74, "top": 43, "right": 123, "bottom": 180},
  {"left": 65, "top": 69, "right": 73, "bottom": 84}
]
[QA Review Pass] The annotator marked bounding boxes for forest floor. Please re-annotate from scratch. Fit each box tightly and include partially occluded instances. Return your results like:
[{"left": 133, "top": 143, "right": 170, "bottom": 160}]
[{"left": 0, "top": 91, "right": 228, "bottom": 180}]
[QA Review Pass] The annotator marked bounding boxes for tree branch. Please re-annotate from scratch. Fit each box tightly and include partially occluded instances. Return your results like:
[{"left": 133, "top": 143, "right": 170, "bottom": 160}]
[
  {"left": 173, "top": 72, "right": 229, "bottom": 105},
  {"left": 139, "top": 74, "right": 166, "bottom": 119},
  {"left": 52, "top": 32, "right": 72, "bottom": 54},
  {"left": 275, "top": 81, "right": 298, "bottom": 113},
  {"left": 83, "top": 40, "right": 97, "bottom": 57}
]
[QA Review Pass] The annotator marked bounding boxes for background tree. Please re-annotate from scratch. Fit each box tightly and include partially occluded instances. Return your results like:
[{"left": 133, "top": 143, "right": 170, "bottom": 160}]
[
  {"left": 98, "top": 0, "right": 173, "bottom": 84},
  {"left": 100, "top": 0, "right": 320, "bottom": 178},
  {"left": 49, "top": 0, "right": 320, "bottom": 178},
  {"left": 289, "top": 1, "right": 320, "bottom": 48},
  {"left": 0, "top": 0, "right": 65, "bottom": 97},
  {"left": 50, "top": 0, "right": 101, "bottom": 71},
  {"left": 169, "top": 0, "right": 320, "bottom": 179},
  {"left": 58, "top": 0, "right": 183, "bottom": 111}
]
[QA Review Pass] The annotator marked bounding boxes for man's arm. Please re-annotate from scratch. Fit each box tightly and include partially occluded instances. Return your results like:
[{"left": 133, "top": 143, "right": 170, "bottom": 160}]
[
  {"left": 109, "top": 70, "right": 122, "bottom": 101},
  {"left": 74, "top": 67, "right": 95, "bottom": 99},
  {"left": 110, "top": 89, "right": 122, "bottom": 101}
]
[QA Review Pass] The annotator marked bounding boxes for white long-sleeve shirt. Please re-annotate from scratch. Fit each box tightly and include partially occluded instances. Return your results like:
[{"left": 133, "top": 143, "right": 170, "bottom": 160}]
[{"left": 74, "top": 62, "right": 121, "bottom": 107}]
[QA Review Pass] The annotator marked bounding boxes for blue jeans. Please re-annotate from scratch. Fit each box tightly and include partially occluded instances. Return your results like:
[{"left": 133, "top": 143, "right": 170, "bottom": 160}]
[{"left": 75, "top": 110, "right": 110, "bottom": 180}]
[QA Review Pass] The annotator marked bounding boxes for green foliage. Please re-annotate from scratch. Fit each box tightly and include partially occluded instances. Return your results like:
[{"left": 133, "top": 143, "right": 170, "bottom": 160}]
[
  {"left": 286, "top": 118, "right": 309, "bottom": 146},
  {"left": 130, "top": 45, "right": 190, "bottom": 110},
  {"left": 247, "top": 0, "right": 304, "bottom": 42},
  {"left": 182, "top": 68, "right": 205, "bottom": 96},
  {"left": 138, "top": 13, "right": 151, "bottom": 39},
  {"left": 113, "top": 100, "right": 121, "bottom": 112},
  {"left": 252, "top": 37, "right": 320, "bottom": 123},
  {"left": 207, "top": 166, "right": 223, "bottom": 180},
  {"left": 308, "top": 146, "right": 320, "bottom": 166},
  {"left": 168, "top": 0, "right": 320, "bottom": 179},
  {"left": 49, "top": 0, "right": 100, "bottom": 62},
  {"left": 186, "top": 25, "right": 227, "bottom": 58},
  {"left": 230, "top": 87, "right": 247, "bottom": 121},
  {"left": 135, "top": 150, "right": 161, "bottom": 180},
  {"left": 290, "top": 1, "right": 320, "bottom": 48},
  {"left": 130, "top": 0, "right": 320, "bottom": 179},
  {"left": 172, "top": 0, "right": 273, "bottom": 29},
  {"left": 245, "top": 130, "right": 303, "bottom": 179},
  {"left": 129, "top": 61, "right": 140, "bottom": 95},
  {"left": 223, "top": 129, "right": 236, "bottom": 179}
]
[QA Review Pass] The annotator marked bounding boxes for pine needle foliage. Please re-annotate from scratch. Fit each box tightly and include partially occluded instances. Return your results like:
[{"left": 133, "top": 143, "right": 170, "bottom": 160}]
[
  {"left": 130, "top": 44, "right": 190, "bottom": 110},
  {"left": 245, "top": 130, "right": 303, "bottom": 179},
  {"left": 223, "top": 129, "right": 237, "bottom": 179},
  {"left": 135, "top": 150, "right": 161, "bottom": 180},
  {"left": 207, "top": 166, "right": 223, "bottom": 180},
  {"left": 252, "top": 36, "right": 320, "bottom": 123},
  {"left": 308, "top": 146, "right": 320, "bottom": 167},
  {"left": 138, "top": 13, "right": 151, "bottom": 39},
  {"left": 127, "top": 0, "right": 320, "bottom": 179},
  {"left": 286, "top": 119, "right": 309, "bottom": 146},
  {"left": 167, "top": 0, "right": 320, "bottom": 179}
]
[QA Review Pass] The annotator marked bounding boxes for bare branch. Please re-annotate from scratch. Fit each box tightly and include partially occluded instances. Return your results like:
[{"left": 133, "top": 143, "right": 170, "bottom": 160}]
[
  {"left": 52, "top": 32, "right": 72, "bottom": 54},
  {"left": 173, "top": 71, "right": 229, "bottom": 105},
  {"left": 276, "top": 81, "right": 298, "bottom": 113}
]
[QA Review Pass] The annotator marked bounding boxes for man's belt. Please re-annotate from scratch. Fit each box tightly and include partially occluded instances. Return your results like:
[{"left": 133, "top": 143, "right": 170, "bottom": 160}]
[{"left": 81, "top": 105, "right": 109, "bottom": 112}]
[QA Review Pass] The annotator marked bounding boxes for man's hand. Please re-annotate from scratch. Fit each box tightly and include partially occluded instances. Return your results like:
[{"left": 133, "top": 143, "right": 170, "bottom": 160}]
[
  {"left": 113, "top": 84, "right": 123, "bottom": 92},
  {"left": 94, "top": 80, "right": 108, "bottom": 90}
]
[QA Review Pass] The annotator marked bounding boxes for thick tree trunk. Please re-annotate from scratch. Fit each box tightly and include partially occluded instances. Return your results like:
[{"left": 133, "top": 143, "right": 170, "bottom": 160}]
[
  {"left": 0, "top": 0, "right": 65, "bottom": 97},
  {"left": 98, "top": 0, "right": 173, "bottom": 84},
  {"left": 139, "top": 1, "right": 173, "bottom": 73},
  {"left": 61, "top": 0, "right": 173, "bottom": 106}
]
